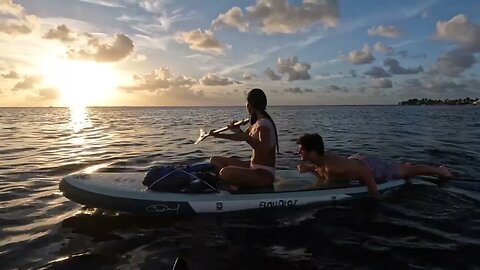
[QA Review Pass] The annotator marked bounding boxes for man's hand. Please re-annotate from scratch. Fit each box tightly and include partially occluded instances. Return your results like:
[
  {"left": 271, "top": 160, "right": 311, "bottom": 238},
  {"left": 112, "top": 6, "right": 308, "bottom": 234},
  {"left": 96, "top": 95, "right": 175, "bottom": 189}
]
[{"left": 297, "top": 164, "right": 315, "bottom": 173}]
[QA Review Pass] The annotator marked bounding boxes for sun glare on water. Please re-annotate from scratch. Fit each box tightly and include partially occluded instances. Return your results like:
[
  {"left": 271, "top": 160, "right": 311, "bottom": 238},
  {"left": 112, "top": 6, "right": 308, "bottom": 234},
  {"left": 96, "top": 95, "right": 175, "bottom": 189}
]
[{"left": 41, "top": 58, "right": 120, "bottom": 107}]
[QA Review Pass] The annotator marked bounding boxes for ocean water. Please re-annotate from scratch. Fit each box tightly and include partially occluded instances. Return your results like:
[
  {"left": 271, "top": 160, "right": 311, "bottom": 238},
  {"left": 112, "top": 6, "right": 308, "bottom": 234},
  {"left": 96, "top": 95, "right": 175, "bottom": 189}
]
[{"left": 0, "top": 106, "right": 479, "bottom": 269}]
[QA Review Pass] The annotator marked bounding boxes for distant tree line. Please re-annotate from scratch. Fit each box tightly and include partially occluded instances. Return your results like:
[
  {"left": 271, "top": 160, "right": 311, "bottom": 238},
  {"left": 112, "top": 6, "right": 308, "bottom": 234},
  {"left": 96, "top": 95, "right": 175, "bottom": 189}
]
[{"left": 399, "top": 97, "right": 480, "bottom": 106}]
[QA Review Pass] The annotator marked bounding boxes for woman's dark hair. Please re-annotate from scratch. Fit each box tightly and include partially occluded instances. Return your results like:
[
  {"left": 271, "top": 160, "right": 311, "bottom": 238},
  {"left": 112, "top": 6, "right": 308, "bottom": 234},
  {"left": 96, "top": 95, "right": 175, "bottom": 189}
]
[
  {"left": 247, "top": 88, "right": 279, "bottom": 153},
  {"left": 296, "top": 134, "right": 324, "bottom": 155}
]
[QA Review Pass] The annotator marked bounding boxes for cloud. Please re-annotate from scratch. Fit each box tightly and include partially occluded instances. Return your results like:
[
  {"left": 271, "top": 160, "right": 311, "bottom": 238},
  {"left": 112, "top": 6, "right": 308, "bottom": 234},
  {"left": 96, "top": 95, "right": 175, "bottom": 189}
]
[
  {"left": 430, "top": 49, "right": 476, "bottom": 77},
  {"left": 383, "top": 58, "right": 423, "bottom": 75},
  {"left": 176, "top": 28, "right": 227, "bottom": 55},
  {"left": 212, "top": 6, "right": 249, "bottom": 32},
  {"left": 326, "top": 84, "right": 348, "bottom": 92},
  {"left": 349, "top": 69, "right": 357, "bottom": 78},
  {"left": 0, "top": 0, "right": 38, "bottom": 36},
  {"left": 347, "top": 44, "right": 375, "bottom": 65},
  {"left": 132, "top": 53, "right": 147, "bottom": 62},
  {"left": 242, "top": 72, "right": 256, "bottom": 80},
  {"left": 77, "top": 0, "right": 125, "bottom": 8},
  {"left": 0, "top": 0, "right": 24, "bottom": 17},
  {"left": 67, "top": 33, "right": 134, "bottom": 62},
  {"left": 367, "top": 25, "right": 402, "bottom": 38},
  {"left": 374, "top": 42, "right": 394, "bottom": 55},
  {"left": 402, "top": 78, "right": 468, "bottom": 94},
  {"left": 35, "top": 87, "right": 60, "bottom": 100},
  {"left": 12, "top": 75, "right": 42, "bottom": 91},
  {"left": 397, "top": 50, "right": 427, "bottom": 59},
  {"left": 284, "top": 87, "right": 314, "bottom": 94},
  {"left": 370, "top": 78, "right": 393, "bottom": 88},
  {"left": 43, "top": 24, "right": 76, "bottom": 42},
  {"left": 2, "top": 70, "right": 18, "bottom": 79},
  {"left": 277, "top": 56, "right": 311, "bottom": 81},
  {"left": 199, "top": 73, "right": 241, "bottom": 86},
  {"left": 430, "top": 14, "right": 479, "bottom": 78},
  {"left": 435, "top": 14, "right": 480, "bottom": 52},
  {"left": 363, "top": 66, "right": 391, "bottom": 78},
  {"left": 264, "top": 67, "right": 281, "bottom": 80},
  {"left": 120, "top": 68, "right": 197, "bottom": 92},
  {"left": 137, "top": 0, "right": 167, "bottom": 13},
  {"left": 212, "top": 0, "right": 339, "bottom": 34}
]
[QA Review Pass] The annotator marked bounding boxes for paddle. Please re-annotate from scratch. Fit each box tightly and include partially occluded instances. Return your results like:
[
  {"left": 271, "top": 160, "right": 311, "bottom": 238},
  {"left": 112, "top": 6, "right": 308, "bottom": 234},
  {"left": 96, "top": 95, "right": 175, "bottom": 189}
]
[
  {"left": 172, "top": 257, "right": 189, "bottom": 270},
  {"left": 194, "top": 118, "right": 250, "bottom": 144}
]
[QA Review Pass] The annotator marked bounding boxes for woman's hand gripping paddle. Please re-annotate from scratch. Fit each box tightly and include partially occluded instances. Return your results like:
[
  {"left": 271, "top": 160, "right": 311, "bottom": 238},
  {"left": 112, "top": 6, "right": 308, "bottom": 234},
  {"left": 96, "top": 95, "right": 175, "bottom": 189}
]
[{"left": 194, "top": 118, "right": 249, "bottom": 144}]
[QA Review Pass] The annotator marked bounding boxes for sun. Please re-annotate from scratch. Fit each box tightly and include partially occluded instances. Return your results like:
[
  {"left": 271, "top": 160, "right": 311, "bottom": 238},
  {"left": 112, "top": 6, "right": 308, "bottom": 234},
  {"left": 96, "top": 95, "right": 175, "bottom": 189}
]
[{"left": 41, "top": 57, "right": 120, "bottom": 107}]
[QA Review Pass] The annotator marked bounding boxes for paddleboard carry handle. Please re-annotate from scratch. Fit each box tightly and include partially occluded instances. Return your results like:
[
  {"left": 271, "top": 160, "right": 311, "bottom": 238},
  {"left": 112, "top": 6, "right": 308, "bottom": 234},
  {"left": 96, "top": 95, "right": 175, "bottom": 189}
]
[{"left": 194, "top": 118, "right": 249, "bottom": 144}]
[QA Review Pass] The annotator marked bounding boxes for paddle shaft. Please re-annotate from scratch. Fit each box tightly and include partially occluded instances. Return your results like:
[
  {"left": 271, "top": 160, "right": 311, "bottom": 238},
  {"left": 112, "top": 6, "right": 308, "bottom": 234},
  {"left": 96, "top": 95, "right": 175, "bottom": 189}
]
[{"left": 210, "top": 118, "right": 249, "bottom": 135}]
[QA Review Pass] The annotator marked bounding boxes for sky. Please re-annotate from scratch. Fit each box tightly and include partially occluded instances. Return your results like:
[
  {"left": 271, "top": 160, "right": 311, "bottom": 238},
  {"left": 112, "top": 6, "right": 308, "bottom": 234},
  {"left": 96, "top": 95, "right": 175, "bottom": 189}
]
[{"left": 0, "top": 0, "right": 479, "bottom": 107}]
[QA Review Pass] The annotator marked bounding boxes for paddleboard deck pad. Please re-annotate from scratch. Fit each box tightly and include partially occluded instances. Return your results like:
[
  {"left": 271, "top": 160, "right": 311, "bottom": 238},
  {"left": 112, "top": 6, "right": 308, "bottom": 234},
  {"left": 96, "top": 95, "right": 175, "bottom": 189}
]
[{"left": 60, "top": 169, "right": 406, "bottom": 215}]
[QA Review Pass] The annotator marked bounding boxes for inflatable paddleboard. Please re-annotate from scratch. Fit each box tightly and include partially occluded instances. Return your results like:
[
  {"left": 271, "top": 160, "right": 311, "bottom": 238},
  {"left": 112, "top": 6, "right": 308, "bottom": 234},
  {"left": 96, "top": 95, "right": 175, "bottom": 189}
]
[{"left": 60, "top": 170, "right": 405, "bottom": 215}]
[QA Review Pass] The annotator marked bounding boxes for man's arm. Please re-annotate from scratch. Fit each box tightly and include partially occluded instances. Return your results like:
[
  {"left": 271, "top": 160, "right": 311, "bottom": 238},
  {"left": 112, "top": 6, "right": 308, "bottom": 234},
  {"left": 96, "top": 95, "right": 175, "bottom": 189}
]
[
  {"left": 358, "top": 167, "right": 380, "bottom": 199},
  {"left": 340, "top": 160, "right": 380, "bottom": 199}
]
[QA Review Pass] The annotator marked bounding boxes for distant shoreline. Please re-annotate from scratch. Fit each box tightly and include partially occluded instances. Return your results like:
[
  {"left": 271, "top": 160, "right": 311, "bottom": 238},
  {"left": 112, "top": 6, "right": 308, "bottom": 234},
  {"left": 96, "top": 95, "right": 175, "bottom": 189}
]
[
  {"left": 1, "top": 103, "right": 479, "bottom": 108},
  {"left": 399, "top": 98, "right": 479, "bottom": 106}
]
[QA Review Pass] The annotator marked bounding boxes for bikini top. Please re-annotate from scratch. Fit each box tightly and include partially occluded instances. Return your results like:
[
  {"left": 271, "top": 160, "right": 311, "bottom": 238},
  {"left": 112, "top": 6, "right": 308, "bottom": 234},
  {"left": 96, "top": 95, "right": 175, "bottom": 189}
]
[{"left": 248, "top": 118, "right": 277, "bottom": 149}]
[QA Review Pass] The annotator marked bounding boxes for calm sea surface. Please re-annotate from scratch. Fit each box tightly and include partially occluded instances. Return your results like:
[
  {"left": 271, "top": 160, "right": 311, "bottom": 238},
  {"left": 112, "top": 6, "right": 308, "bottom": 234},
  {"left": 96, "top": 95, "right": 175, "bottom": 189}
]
[{"left": 1, "top": 106, "right": 479, "bottom": 269}]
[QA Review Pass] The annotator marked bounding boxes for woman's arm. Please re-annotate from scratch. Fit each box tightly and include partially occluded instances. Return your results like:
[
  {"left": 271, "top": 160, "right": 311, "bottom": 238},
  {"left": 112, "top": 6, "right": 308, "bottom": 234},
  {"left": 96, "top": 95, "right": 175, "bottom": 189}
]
[{"left": 213, "top": 132, "right": 247, "bottom": 141}]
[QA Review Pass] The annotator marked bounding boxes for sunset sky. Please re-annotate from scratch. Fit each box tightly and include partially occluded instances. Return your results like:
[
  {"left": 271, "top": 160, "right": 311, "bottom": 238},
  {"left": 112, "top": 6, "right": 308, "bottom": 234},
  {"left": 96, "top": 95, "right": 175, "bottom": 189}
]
[{"left": 0, "top": 0, "right": 479, "bottom": 107}]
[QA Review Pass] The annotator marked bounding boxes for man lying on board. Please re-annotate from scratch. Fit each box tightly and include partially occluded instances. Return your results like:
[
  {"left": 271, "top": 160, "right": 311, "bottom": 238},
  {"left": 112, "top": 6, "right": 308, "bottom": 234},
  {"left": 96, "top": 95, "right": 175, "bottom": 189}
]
[{"left": 296, "top": 134, "right": 453, "bottom": 199}]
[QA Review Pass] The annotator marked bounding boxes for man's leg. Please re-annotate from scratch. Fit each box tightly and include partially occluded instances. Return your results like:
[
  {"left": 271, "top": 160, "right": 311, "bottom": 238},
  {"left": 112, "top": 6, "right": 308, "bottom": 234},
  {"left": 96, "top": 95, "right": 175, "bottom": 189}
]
[{"left": 397, "top": 163, "right": 452, "bottom": 180}]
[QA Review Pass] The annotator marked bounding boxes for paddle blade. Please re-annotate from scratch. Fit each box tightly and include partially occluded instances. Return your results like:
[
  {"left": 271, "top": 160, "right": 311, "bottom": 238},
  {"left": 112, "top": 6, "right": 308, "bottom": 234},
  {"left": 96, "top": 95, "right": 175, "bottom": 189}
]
[
  {"left": 172, "top": 257, "right": 189, "bottom": 270},
  {"left": 194, "top": 129, "right": 207, "bottom": 144}
]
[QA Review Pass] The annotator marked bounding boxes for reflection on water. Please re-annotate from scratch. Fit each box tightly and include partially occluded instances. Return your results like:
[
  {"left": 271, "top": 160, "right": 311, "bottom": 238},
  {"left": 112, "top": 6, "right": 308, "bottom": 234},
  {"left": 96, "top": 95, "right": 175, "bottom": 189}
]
[{"left": 69, "top": 106, "right": 91, "bottom": 133}]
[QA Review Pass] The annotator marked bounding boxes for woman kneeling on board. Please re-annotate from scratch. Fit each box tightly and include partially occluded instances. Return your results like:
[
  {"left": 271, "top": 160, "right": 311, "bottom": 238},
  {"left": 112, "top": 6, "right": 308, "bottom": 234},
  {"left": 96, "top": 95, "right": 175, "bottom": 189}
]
[{"left": 209, "top": 88, "right": 279, "bottom": 190}]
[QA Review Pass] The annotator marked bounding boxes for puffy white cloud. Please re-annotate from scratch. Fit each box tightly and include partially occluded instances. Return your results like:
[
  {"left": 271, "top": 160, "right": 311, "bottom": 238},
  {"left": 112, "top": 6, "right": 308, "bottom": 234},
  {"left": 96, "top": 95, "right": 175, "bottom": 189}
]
[
  {"left": 120, "top": 68, "right": 197, "bottom": 91},
  {"left": 383, "top": 58, "right": 423, "bottom": 75},
  {"left": 367, "top": 25, "right": 402, "bottom": 38},
  {"left": 363, "top": 66, "right": 391, "bottom": 78},
  {"left": 430, "top": 49, "right": 476, "bottom": 77},
  {"left": 435, "top": 14, "right": 480, "bottom": 52},
  {"left": 347, "top": 44, "right": 375, "bottom": 65},
  {"left": 1, "top": 70, "right": 18, "bottom": 79},
  {"left": 277, "top": 56, "right": 311, "bottom": 81},
  {"left": 264, "top": 67, "right": 281, "bottom": 80},
  {"left": 212, "top": 7, "right": 249, "bottom": 32},
  {"left": 176, "top": 29, "right": 227, "bottom": 55},
  {"left": 212, "top": 0, "right": 339, "bottom": 34},
  {"left": 67, "top": 33, "right": 134, "bottom": 62},
  {"left": 430, "top": 14, "right": 480, "bottom": 77},
  {"left": 370, "top": 78, "right": 393, "bottom": 88},
  {"left": 242, "top": 72, "right": 256, "bottom": 80},
  {"left": 43, "top": 24, "right": 76, "bottom": 42},
  {"left": 264, "top": 56, "right": 311, "bottom": 81},
  {"left": 200, "top": 73, "right": 240, "bottom": 86},
  {"left": 0, "top": 0, "right": 24, "bottom": 17},
  {"left": 12, "top": 75, "right": 42, "bottom": 91},
  {"left": 374, "top": 42, "right": 394, "bottom": 55},
  {"left": 0, "top": 0, "right": 38, "bottom": 36}
]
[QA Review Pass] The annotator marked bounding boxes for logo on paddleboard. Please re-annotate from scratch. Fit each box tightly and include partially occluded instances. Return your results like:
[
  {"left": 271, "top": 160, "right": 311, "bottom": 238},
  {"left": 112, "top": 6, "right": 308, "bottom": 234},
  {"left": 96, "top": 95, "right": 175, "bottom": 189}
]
[
  {"left": 216, "top": 202, "right": 223, "bottom": 211},
  {"left": 259, "top": 199, "right": 298, "bottom": 208},
  {"left": 145, "top": 204, "right": 180, "bottom": 214}
]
